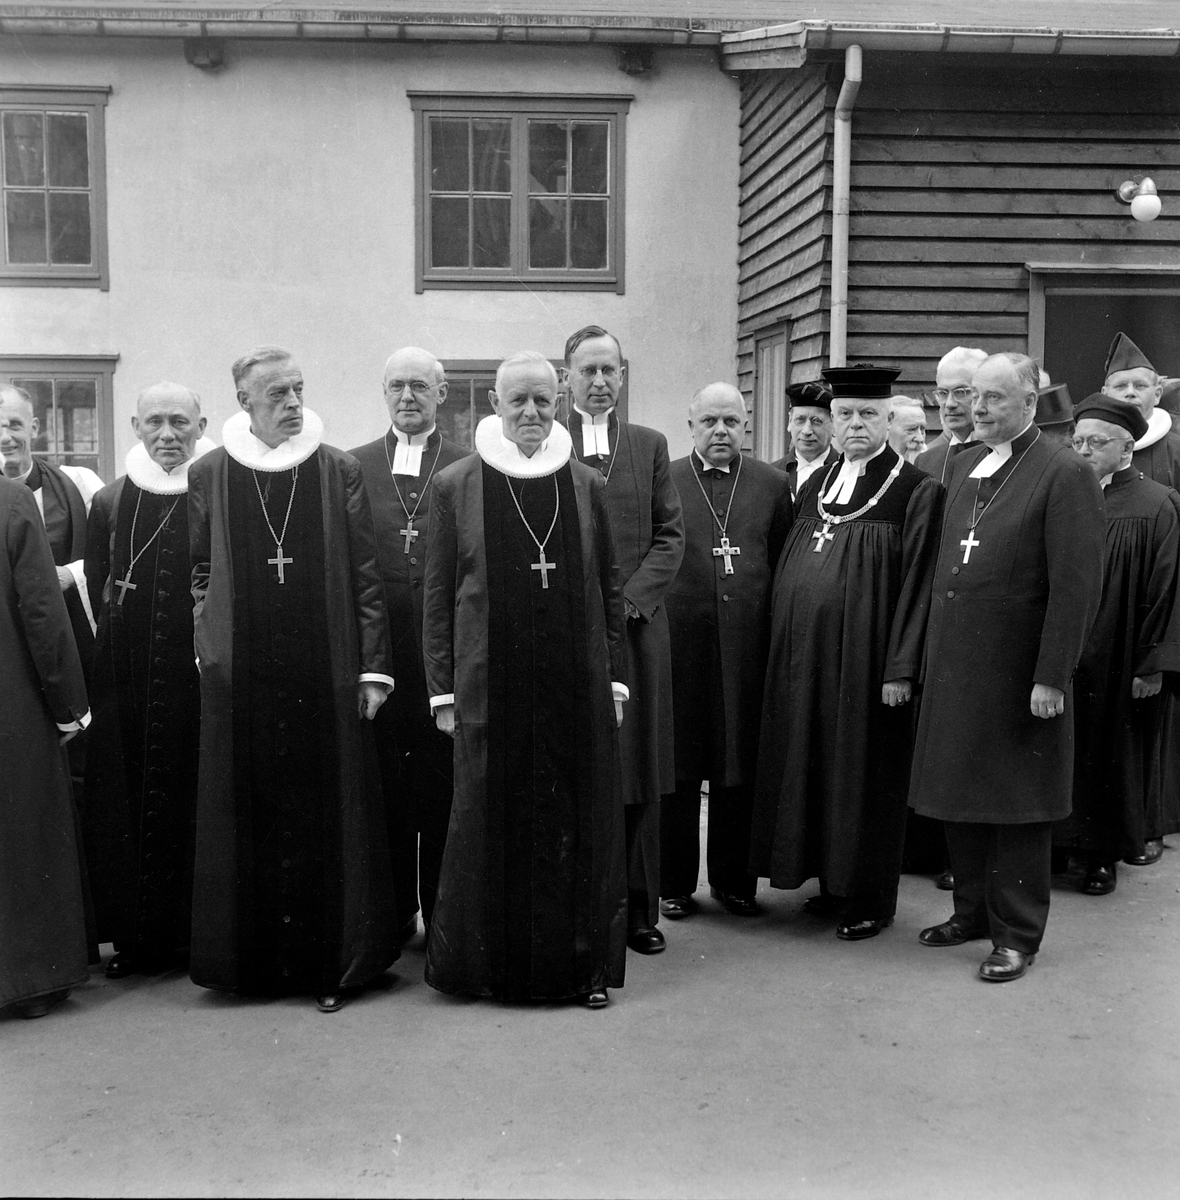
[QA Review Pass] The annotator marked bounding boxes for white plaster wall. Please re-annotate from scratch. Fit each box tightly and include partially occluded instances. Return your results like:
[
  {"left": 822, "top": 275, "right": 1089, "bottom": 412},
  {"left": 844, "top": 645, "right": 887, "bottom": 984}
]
[{"left": 0, "top": 35, "right": 739, "bottom": 472}]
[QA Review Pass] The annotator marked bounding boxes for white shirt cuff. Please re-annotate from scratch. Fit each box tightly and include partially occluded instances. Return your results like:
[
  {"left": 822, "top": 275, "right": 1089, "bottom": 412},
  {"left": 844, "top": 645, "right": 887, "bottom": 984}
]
[
  {"left": 612, "top": 682, "right": 629, "bottom": 703},
  {"left": 57, "top": 709, "right": 91, "bottom": 733},
  {"left": 359, "top": 673, "right": 395, "bottom": 693},
  {"left": 430, "top": 693, "right": 455, "bottom": 711}
]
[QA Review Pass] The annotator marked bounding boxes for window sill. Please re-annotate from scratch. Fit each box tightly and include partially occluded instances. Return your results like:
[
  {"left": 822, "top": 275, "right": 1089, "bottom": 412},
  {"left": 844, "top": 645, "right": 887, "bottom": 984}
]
[
  {"left": 418, "top": 275, "right": 623, "bottom": 294},
  {"left": 0, "top": 272, "right": 107, "bottom": 290}
]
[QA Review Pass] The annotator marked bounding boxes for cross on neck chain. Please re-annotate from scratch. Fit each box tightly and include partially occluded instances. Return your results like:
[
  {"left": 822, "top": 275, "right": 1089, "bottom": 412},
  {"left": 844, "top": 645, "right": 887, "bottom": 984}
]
[
  {"left": 960, "top": 431, "right": 1040, "bottom": 565},
  {"left": 253, "top": 465, "right": 299, "bottom": 584},
  {"left": 568, "top": 413, "right": 620, "bottom": 485},
  {"left": 384, "top": 429, "right": 443, "bottom": 554},
  {"left": 811, "top": 453, "right": 904, "bottom": 553},
  {"left": 114, "top": 489, "right": 181, "bottom": 605},
  {"left": 505, "top": 474, "right": 561, "bottom": 589},
  {"left": 690, "top": 451, "right": 743, "bottom": 575}
]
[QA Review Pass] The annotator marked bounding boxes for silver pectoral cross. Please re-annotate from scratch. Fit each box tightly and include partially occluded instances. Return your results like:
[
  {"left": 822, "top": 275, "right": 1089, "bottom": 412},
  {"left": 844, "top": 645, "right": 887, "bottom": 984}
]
[
  {"left": 812, "top": 523, "right": 835, "bottom": 553},
  {"left": 531, "top": 549, "right": 555, "bottom": 588},
  {"left": 713, "top": 536, "right": 741, "bottom": 575},
  {"left": 960, "top": 530, "right": 980, "bottom": 564},
  {"left": 400, "top": 523, "right": 419, "bottom": 555},
  {"left": 268, "top": 545, "right": 293, "bottom": 584},
  {"left": 114, "top": 573, "right": 137, "bottom": 604}
]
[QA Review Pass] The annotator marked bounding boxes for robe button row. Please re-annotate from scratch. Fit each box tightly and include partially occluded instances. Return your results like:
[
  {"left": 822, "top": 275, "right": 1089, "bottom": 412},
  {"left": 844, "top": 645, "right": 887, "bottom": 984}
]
[
  {"left": 722, "top": 594, "right": 730, "bottom": 602},
  {"left": 951, "top": 566, "right": 960, "bottom": 576},
  {"left": 409, "top": 557, "right": 418, "bottom": 565},
  {"left": 947, "top": 590, "right": 955, "bottom": 598}
]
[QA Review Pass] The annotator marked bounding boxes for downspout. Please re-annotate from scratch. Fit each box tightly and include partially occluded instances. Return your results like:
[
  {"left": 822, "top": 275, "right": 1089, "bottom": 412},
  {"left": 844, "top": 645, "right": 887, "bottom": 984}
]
[{"left": 829, "top": 44, "right": 862, "bottom": 368}]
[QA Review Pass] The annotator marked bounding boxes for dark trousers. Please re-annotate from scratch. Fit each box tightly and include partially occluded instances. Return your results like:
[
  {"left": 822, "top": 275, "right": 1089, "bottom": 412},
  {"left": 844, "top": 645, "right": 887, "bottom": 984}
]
[
  {"left": 660, "top": 781, "right": 756, "bottom": 900},
  {"left": 626, "top": 801, "right": 661, "bottom": 931},
  {"left": 817, "top": 880, "right": 900, "bottom": 922},
  {"left": 945, "top": 821, "right": 1053, "bottom": 955}
]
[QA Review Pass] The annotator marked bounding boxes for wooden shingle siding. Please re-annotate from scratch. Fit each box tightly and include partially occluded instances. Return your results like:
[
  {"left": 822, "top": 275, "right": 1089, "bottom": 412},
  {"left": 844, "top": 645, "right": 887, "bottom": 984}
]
[
  {"left": 737, "top": 64, "right": 837, "bottom": 404},
  {"left": 847, "top": 54, "right": 1180, "bottom": 389}
]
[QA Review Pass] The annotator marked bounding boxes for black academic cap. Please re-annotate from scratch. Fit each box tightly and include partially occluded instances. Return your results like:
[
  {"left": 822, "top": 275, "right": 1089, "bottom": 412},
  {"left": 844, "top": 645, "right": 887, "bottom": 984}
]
[
  {"left": 1073, "top": 393, "right": 1148, "bottom": 441},
  {"left": 785, "top": 380, "right": 833, "bottom": 410},
  {"left": 1035, "top": 384, "right": 1073, "bottom": 428},
  {"left": 1104, "top": 332, "right": 1156, "bottom": 378},
  {"left": 820, "top": 363, "right": 902, "bottom": 399}
]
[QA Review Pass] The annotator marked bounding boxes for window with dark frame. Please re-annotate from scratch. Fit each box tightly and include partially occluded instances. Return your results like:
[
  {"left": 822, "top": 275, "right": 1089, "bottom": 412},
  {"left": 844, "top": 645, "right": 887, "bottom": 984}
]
[
  {"left": 0, "top": 86, "right": 109, "bottom": 288},
  {"left": 0, "top": 356, "right": 117, "bottom": 480},
  {"left": 753, "top": 324, "right": 791, "bottom": 462},
  {"left": 411, "top": 94, "right": 630, "bottom": 293}
]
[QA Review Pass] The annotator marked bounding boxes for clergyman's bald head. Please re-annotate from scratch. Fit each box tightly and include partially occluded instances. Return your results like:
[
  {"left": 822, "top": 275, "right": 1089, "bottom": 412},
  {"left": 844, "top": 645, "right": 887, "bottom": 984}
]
[
  {"left": 136, "top": 381, "right": 201, "bottom": 419},
  {"left": 383, "top": 346, "right": 445, "bottom": 386},
  {"left": 132, "top": 381, "right": 207, "bottom": 470},
  {"left": 688, "top": 382, "right": 746, "bottom": 468},
  {"left": 689, "top": 382, "right": 745, "bottom": 420}
]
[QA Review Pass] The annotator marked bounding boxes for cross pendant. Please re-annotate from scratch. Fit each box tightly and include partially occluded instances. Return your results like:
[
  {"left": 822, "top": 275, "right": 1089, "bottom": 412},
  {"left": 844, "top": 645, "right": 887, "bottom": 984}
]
[
  {"left": 713, "top": 536, "right": 741, "bottom": 575},
  {"left": 812, "top": 523, "right": 835, "bottom": 553},
  {"left": 960, "top": 530, "right": 980, "bottom": 564},
  {"left": 268, "top": 545, "right": 293, "bottom": 584},
  {"left": 531, "top": 549, "right": 556, "bottom": 589},
  {"left": 400, "top": 523, "right": 419, "bottom": 555},
  {"left": 114, "top": 573, "right": 137, "bottom": 605}
]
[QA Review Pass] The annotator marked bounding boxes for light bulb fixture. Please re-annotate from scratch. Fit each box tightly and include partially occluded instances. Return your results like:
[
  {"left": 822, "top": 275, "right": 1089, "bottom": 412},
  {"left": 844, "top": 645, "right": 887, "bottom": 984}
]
[{"left": 1116, "top": 176, "right": 1162, "bottom": 222}]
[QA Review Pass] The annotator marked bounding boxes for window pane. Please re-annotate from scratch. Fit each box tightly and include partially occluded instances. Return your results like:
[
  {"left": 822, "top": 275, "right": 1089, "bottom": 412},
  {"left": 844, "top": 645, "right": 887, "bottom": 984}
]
[
  {"left": 14, "top": 377, "right": 54, "bottom": 454},
  {"left": 472, "top": 119, "right": 510, "bottom": 193},
  {"left": 5, "top": 191, "right": 47, "bottom": 263},
  {"left": 3, "top": 112, "right": 45, "bottom": 186},
  {"left": 571, "top": 123, "right": 608, "bottom": 194},
  {"left": 473, "top": 196, "right": 510, "bottom": 268},
  {"left": 435, "top": 380, "right": 472, "bottom": 449},
  {"left": 48, "top": 191, "right": 91, "bottom": 264},
  {"left": 430, "top": 119, "right": 469, "bottom": 192},
  {"left": 529, "top": 197, "right": 567, "bottom": 268},
  {"left": 431, "top": 196, "right": 469, "bottom": 268},
  {"left": 529, "top": 121, "right": 568, "bottom": 194},
  {"left": 570, "top": 199, "right": 607, "bottom": 269},
  {"left": 46, "top": 113, "right": 89, "bottom": 187},
  {"left": 57, "top": 379, "right": 98, "bottom": 454}
]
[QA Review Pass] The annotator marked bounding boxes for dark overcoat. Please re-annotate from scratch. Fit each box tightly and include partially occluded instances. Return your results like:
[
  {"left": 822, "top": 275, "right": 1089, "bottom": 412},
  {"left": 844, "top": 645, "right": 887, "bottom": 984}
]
[
  {"left": 568, "top": 412, "right": 684, "bottom": 803},
  {"left": 910, "top": 425, "right": 1106, "bottom": 824},
  {"left": 666, "top": 453, "right": 794, "bottom": 788},
  {"left": 0, "top": 478, "right": 90, "bottom": 1008}
]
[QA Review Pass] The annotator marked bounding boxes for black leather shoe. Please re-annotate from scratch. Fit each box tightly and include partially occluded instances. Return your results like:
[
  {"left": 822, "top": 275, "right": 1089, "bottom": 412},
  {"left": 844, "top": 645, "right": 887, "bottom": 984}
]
[
  {"left": 802, "top": 893, "right": 842, "bottom": 917},
  {"left": 709, "top": 888, "right": 762, "bottom": 916},
  {"left": 836, "top": 916, "right": 893, "bottom": 941},
  {"left": 13, "top": 989, "right": 70, "bottom": 1019},
  {"left": 627, "top": 927, "right": 666, "bottom": 954},
  {"left": 581, "top": 989, "right": 609, "bottom": 1008},
  {"left": 979, "top": 946, "right": 1034, "bottom": 982},
  {"left": 659, "top": 896, "right": 698, "bottom": 920},
  {"left": 1082, "top": 863, "right": 1117, "bottom": 895},
  {"left": 104, "top": 953, "right": 137, "bottom": 979},
  {"left": 935, "top": 869, "right": 955, "bottom": 891},
  {"left": 1125, "top": 838, "right": 1164, "bottom": 866},
  {"left": 918, "top": 919, "right": 988, "bottom": 947},
  {"left": 315, "top": 993, "right": 346, "bottom": 1013}
]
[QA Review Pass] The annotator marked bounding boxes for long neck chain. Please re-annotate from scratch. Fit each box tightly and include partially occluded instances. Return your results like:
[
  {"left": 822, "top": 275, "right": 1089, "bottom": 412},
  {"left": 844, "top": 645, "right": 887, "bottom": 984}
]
[
  {"left": 384, "top": 428, "right": 444, "bottom": 525},
  {"left": 969, "top": 430, "right": 1040, "bottom": 531},
  {"left": 815, "top": 452, "right": 903, "bottom": 526},
  {"left": 123, "top": 489, "right": 181, "bottom": 581},
  {"left": 253, "top": 465, "right": 299, "bottom": 550},
  {"left": 690, "top": 450, "right": 743, "bottom": 538},
  {"left": 568, "top": 412, "right": 620, "bottom": 485},
  {"left": 506, "top": 474, "right": 561, "bottom": 555}
]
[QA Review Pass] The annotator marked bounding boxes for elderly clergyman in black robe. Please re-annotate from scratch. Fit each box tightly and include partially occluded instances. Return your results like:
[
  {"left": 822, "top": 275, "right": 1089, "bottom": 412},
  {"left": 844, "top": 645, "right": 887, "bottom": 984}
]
[
  {"left": 750, "top": 366, "right": 944, "bottom": 940},
  {"left": 188, "top": 346, "right": 400, "bottom": 1014},
  {"left": 83, "top": 383, "right": 214, "bottom": 979},
  {"left": 910, "top": 352, "right": 1105, "bottom": 983},
  {"left": 562, "top": 324, "right": 684, "bottom": 957},
  {"left": 423, "top": 350, "right": 628, "bottom": 1008},
  {"left": 1055, "top": 396, "right": 1180, "bottom": 896}
]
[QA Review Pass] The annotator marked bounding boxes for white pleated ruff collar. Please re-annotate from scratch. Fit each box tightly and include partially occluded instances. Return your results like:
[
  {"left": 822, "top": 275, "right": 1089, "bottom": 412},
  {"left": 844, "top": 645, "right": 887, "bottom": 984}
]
[
  {"left": 1135, "top": 407, "right": 1172, "bottom": 452},
  {"left": 222, "top": 408, "right": 324, "bottom": 472},
  {"left": 474, "top": 414, "right": 571, "bottom": 479},
  {"left": 125, "top": 436, "right": 218, "bottom": 495}
]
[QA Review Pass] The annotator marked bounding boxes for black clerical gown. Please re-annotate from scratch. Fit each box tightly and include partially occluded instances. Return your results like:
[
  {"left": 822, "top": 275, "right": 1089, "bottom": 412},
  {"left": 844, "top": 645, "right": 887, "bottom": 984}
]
[
  {"left": 82, "top": 475, "right": 200, "bottom": 963},
  {"left": 350, "top": 428, "right": 469, "bottom": 928},
  {"left": 0, "top": 478, "right": 90, "bottom": 1008},
  {"left": 188, "top": 442, "right": 398, "bottom": 995},
  {"left": 1057, "top": 467, "right": 1180, "bottom": 861},
  {"left": 666, "top": 453, "right": 794, "bottom": 787},
  {"left": 750, "top": 446, "right": 944, "bottom": 896},
  {"left": 1132, "top": 426, "right": 1180, "bottom": 492},
  {"left": 910, "top": 425, "right": 1105, "bottom": 823},
  {"left": 914, "top": 435, "right": 979, "bottom": 488},
  {"left": 423, "top": 450, "right": 627, "bottom": 1001}
]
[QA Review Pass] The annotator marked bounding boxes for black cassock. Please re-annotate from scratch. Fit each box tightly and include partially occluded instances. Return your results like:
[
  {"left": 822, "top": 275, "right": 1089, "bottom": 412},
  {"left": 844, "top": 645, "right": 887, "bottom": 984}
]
[
  {"left": 83, "top": 477, "right": 199, "bottom": 964},
  {"left": 750, "top": 447, "right": 944, "bottom": 907},
  {"left": 1058, "top": 467, "right": 1180, "bottom": 862}
]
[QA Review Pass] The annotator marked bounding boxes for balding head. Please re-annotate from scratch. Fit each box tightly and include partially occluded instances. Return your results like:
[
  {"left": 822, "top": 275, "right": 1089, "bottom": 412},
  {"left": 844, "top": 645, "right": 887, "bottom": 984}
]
[
  {"left": 132, "top": 381, "right": 207, "bottom": 471},
  {"left": 889, "top": 398, "right": 927, "bottom": 462},
  {"left": 688, "top": 383, "right": 746, "bottom": 468},
  {"left": 383, "top": 346, "right": 448, "bottom": 435},
  {"left": 0, "top": 386, "right": 38, "bottom": 478}
]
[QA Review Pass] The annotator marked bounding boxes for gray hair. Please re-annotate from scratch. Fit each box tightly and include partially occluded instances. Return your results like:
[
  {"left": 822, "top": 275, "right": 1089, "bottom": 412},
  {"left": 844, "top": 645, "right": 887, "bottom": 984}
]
[
  {"left": 981, "top": 352, "right": 1041, "bottom": 396},
  {"left": 232, "top": 346, "right": 293, "bottom": 390},
  {"left": 137, "top": 381, "right": 202, "bottom": 412},
  {"left": 0, "top": 383, "right": 33, "bottom": 413},
  {"left": 937, "top": 346, "right": 988, "bottom": 377},
  {"left": 383, "top": 347, "right": 446, "bottom": 386},
  {"left": 494, "top": 351, "right": 558, "bottom": 395}
]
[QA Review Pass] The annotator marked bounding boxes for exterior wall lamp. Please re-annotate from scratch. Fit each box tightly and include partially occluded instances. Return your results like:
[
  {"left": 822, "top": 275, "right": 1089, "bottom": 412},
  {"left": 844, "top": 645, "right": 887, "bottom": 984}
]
[{"left": 1116, "top": 176, "right": 1162, "bottom": 222}]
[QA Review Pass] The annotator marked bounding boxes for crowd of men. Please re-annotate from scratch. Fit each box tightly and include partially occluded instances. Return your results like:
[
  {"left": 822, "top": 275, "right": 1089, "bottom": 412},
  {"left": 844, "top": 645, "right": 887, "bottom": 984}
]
[{"left": 3, "top": 326, "right": 1177, "bottom": 1019}]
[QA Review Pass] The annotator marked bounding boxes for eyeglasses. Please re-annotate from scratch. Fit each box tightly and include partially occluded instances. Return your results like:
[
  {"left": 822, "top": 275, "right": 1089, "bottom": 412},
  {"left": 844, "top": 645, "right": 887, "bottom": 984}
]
[
  {"left": 932, "top": 387, "right": 974, "bottom": 403},
  {"left": 386, "top": 379, "right": 434, "bottom": 396},
  {"left": 1071, "top": 435, "right": 1128, "bottom": 452},
  {"left": 576, "top": 365, "right": 619, "bottom": 381}
]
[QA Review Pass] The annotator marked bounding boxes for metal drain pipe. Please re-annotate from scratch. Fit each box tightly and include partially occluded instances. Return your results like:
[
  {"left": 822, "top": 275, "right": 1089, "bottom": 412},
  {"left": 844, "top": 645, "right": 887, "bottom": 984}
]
[{"left": 829, "top": 44, "right": 862, "bottom": 368}]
